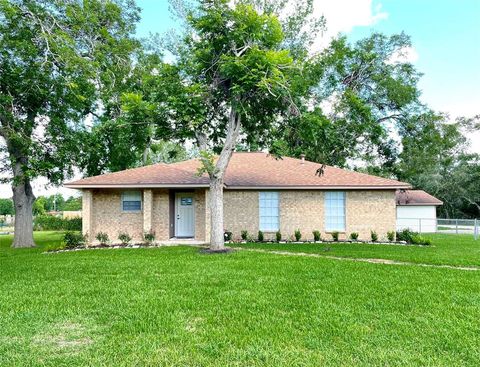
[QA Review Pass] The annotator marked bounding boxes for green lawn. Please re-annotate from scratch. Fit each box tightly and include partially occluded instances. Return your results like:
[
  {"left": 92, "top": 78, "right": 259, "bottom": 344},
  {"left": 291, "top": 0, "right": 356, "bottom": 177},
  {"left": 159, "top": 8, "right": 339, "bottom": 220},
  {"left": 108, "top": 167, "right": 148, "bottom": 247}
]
[
  {"left": 1, "top": 232, "right": 480, "bottom": 366},
  {"left": 229, "top": 234, "right": 480, "bottom": 267}
]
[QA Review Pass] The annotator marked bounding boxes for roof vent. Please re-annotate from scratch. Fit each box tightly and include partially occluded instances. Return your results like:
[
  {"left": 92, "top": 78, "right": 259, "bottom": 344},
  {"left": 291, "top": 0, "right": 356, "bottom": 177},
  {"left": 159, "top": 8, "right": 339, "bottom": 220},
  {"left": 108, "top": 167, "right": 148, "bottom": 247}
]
[{"left": 300, "top": 154, "right": 305, "bottom": 164}]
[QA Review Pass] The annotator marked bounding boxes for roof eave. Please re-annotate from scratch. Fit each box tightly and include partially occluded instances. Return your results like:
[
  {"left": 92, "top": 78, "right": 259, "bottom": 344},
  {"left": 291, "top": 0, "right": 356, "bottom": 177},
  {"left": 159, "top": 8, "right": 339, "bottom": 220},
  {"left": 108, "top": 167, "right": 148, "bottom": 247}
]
[
  {"left": 225, "top": 184, "right": 411, "bottom": 190},
  {"left": 64, "top": 183, "right": 210, "bottom": 189},
  {"left": 397, "top": 202, "right": 443, "bottom": 206}
]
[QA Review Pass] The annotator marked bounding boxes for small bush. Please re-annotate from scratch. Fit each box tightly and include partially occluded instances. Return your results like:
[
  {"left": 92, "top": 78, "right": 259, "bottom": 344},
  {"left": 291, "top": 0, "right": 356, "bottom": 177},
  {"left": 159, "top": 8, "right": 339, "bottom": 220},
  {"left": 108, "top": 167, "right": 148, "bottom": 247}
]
[
  {"left": 275, "top": 231, "right": 282, "bottom": 242},
  {"left": 312, "top": 230, "right": 321, "bottom": 242},
  {"left": 118, "top": 232, "right": 132, "bottom": 245},
  {"left": 95, "top": 232, "right": 109, "bottom": 246},
  {"left": 258, "top": 230, "right": 264, "bottom": 242},
  {"left": 370, "top": 230, "right": 378, "bottom": 242},
  {"left": 396, "top": 229, "right": 416, "bottom": 243},
  {"left": 144, "top": 230, "right": 156, "bottom": 244},
  {"left": 241, "top": 230, "right": 248, "bottom": 241},
  {"left": 331, "top": 231, "right": 339, "bottom": 241},
  {"left": 294, "top": 229, "right": 301, "bottom": 241},
  {"left": 411, "top": 234, "right": 432, "bottom": 246},
  {"left": 396, "top": 229, "right": 431, "bottom": 245},
  {"left": 63, "top": 231, "right": 85, "bottom": 249},
  {"left": 224, "top": 231, "right": 232, "bottom": 241},
  {"left": 387, "top": 231, "right": 395, "bottom": 242},
  {"left": 350, "top": 232, "right": 359, "bottom": 241}
]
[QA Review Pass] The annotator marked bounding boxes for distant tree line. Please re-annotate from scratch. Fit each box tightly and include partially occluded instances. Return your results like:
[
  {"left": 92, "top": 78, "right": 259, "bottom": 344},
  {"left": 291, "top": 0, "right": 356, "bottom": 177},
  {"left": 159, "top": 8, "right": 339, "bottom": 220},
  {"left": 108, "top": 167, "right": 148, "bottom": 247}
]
[{"left": 0, "top": 195, "right": 81, "bottom": 216}]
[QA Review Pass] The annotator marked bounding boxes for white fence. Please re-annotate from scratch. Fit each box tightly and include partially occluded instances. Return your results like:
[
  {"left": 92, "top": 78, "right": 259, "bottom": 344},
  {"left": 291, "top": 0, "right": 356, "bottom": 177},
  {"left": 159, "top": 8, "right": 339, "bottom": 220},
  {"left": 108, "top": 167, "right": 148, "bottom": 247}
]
[{"left": 397, "top": 218, "right": 479, "bottom": 240}]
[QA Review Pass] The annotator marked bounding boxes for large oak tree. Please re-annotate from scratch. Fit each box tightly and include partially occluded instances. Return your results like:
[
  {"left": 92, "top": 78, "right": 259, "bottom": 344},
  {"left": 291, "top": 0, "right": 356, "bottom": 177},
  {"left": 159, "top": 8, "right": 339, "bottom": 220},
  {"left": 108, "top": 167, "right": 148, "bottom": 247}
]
[{"left": 0, "top": 0, "right": 140, "bottom": 247}]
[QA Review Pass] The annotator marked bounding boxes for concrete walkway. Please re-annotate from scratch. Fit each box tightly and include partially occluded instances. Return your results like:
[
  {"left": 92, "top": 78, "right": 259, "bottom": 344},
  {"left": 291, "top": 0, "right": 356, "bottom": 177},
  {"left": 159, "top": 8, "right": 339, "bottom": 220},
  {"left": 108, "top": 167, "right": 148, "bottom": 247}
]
[{"left": 231, "top": 247, "right": 480, "bottom": 272}]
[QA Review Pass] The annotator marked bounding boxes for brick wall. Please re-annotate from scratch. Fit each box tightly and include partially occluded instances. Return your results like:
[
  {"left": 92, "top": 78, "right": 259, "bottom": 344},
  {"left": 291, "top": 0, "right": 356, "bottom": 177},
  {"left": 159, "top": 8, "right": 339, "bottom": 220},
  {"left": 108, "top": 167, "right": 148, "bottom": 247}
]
[
  {"left": 151, "top": 189, "right": 170, "bottom": 240},
  {"left": 222, "top": 189, "right": 396, "bottom": 241},
  {"left": 194, "top": 189, "right": 207, "bottom": 241},
  {"left": 84, "top": 188, "right": 396, "bottom": 244},
  {"left": 346, "top": 190, "right": 396, "bottom": 241},
  {"left": 91, "top": 189, "right": 144, "bottom": 242},
  {"left": 279, "top": 191, "right": 325, "bottom": 241},
  {"left": 86, "top": 188, "right": 206, "bottom": 244},
  {"left": 223, "top": 190, "right": 259, "bottom": 240}
]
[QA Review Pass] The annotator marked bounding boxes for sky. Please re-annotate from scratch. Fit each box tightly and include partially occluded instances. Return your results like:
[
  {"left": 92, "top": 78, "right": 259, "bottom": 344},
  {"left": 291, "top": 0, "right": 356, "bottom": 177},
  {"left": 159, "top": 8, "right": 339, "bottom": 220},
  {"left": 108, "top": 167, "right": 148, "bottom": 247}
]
[{"left": 0, "top": 0, "right": 479, "bottom": 198}]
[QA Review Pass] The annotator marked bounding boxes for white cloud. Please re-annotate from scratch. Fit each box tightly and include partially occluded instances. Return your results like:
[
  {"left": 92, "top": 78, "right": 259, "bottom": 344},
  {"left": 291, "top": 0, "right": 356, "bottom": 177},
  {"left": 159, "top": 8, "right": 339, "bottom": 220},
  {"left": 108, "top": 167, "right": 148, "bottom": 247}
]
[{"left": 312, "top": 0, "right": 389, "bottom": 49}]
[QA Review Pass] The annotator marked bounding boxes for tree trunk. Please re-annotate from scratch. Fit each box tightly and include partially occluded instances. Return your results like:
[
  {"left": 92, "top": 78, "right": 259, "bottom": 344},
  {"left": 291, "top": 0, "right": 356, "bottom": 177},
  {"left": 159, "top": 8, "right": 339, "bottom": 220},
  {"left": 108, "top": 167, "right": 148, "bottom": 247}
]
[
  {"left": 11, "top": 162, "right": 36, "bottom": 248},
  {"left": 3, "top": 128, "right": 37, "bottom": 248},
  {"left": 209, "top": 176, "right": 225, "bottom": 250},
  {"left": 1, "top": 108, "right": 37, "bottom": 248},
  {"left": 207, "top": 106, "right": 242, "bottom": 251}
]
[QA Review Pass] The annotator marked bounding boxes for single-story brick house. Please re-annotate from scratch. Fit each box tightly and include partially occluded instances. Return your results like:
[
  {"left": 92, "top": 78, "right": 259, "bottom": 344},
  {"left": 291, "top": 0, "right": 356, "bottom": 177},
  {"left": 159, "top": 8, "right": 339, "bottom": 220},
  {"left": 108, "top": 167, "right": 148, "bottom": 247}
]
[{"left": 65, "top": 152, "right": 412, "bottom": 243}]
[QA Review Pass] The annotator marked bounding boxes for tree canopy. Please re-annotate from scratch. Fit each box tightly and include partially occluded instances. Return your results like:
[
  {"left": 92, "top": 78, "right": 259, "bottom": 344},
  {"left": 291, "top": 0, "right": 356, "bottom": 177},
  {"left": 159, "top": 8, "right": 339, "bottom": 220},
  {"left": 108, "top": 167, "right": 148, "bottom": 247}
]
[
  {"left": 0, "top": 0, "right": 141, "bottom": 247},
  {"left": 0, "top": 198, "right": 14, "bottom": 216},
  {"left": 166, "top": 0, "right": 322, "bottom": 249}
]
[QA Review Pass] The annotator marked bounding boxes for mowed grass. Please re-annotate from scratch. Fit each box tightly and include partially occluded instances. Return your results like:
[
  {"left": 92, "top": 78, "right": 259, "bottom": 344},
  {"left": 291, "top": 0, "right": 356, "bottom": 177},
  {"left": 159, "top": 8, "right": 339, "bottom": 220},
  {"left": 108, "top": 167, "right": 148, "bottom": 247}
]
[
  {"left": 1, "top": 232, "right": 480, "bottom": 366},
  {"left": 230, "top": 234, "right": 480, "bottom": 267}
]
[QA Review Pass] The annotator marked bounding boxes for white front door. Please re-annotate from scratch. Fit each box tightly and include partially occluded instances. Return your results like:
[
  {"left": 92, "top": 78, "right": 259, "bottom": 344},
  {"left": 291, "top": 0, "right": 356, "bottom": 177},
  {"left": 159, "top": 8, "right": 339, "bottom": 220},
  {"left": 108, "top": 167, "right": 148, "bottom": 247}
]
[{"left": 175, "top": 193, "right": 195, "bottom": 237}]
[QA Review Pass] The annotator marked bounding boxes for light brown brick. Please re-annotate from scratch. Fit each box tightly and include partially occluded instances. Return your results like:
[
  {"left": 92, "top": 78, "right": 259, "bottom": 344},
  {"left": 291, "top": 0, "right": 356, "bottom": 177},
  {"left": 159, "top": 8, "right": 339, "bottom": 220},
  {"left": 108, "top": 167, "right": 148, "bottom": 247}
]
[{"left": 84, "top": 188, "right": 396, "bottom": 244}]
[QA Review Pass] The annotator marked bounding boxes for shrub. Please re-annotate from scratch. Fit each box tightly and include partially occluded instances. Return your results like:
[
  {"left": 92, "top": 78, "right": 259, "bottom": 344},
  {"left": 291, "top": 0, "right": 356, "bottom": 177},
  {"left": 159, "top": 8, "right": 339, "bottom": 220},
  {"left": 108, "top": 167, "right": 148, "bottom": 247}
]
[
  {"left": 312, "top": 230, "right": 321, "bottom": 242},
  {"left": 387, "top": 231, "right": 395, "bottom": 242},
  {"left": 241, "top": 230, "right": 248, "bottom": 241},
  {"left": 95, "top": 232, "right": 109, "bottom": 246},
  {"left": 411, "top": 234, "right": 432, "bottom": 246},
  {"left": 350, "top": 232, "right": 359, "bottom": 241},
  {"left": 331, "top": 231, "right": 339, "bottom": 241},
  {"left": 275, "top": 231, "right": 282, "bottom": 242},
  {"left": 63, "top": 231, "right": 85, "bottom": 249},
  {"left": 144, "top": 230, "right": 156, "bottom": 244},
  {"left": 294, "top": 229, "right": 301, "bottom": 241},
  {"left": 118, "top": 232, "right": 132, "bottom": 245},
  {"left": 396, "top": 229, "right": 431, "bottom": 245},
  {"left": 224, "top": 231, "right": 232, "bottom": 241},
  {"left": 396, "top": 229, "right": 416, "bottom": 243},
  {"left": 370, "top": 230, "right": 378, "bottom": 242},
  {"left": 258, "top": 230, "right": 264, "bottom": 242},
  {"left": 34, "top": 215, "right": 82, "bottom": 231}
]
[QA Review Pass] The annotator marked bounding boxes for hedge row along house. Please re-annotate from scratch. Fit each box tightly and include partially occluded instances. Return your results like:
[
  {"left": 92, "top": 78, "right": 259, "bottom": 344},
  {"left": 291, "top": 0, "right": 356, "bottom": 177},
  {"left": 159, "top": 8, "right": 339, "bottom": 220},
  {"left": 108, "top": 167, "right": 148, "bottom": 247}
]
[{"left": 65, "top": 152, "right": 413, "bottom": 244}]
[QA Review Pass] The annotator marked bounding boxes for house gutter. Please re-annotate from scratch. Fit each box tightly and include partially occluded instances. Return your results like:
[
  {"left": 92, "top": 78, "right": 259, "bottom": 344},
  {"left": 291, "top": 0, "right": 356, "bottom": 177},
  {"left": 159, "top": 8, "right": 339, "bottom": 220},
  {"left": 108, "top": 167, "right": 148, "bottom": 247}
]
[
  {"left": 64, "top": 183, "right": 210, "bottom": 189},
  {"left": 225, "top": 185, "right": 412, "bottom": 190},
  {"left": 65, "top": 184, "right": 411, "bottom": 190}
]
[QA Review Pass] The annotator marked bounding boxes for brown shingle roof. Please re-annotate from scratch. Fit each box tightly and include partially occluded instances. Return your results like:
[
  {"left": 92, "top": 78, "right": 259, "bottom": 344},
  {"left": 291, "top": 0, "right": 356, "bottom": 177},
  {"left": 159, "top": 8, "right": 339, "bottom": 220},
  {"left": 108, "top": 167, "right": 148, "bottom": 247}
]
[
  {"left": 396, "top": 190, "right": 443, "bottom": 206},
  {"left": 65, "top": 152, "right": 411, "bottom": 189}
]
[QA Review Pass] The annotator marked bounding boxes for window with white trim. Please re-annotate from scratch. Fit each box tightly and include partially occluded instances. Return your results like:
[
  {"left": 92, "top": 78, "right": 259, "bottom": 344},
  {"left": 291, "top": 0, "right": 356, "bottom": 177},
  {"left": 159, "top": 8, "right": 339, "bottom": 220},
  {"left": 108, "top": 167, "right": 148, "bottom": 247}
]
[
  {"left": 259, "top": 192, "right": 279, "bottom": 231},
  {"left": 121, "top": 191, "right": 142, "bottom": 211},
  {"left": 325, "top": 191, "right": 345, "bottom": 231}
]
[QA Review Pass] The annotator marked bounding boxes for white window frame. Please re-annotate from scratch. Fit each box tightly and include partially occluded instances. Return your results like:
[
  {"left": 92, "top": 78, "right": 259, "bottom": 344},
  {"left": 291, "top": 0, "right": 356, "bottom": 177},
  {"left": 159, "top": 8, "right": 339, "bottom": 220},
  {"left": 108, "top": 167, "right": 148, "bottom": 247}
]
[
  {"left": 325, "top": 191, "right": 346, "bottom": 232},
  {"left": 121, "top": 190, "right": 142, "bottom": 212},
  {"left": 259, "top": 192, "right": 279, "bottom": 232}
]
